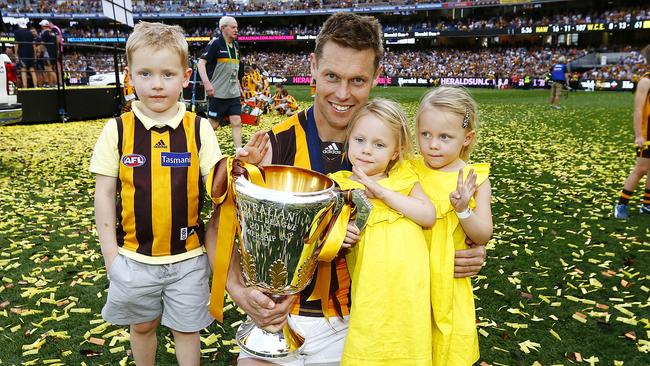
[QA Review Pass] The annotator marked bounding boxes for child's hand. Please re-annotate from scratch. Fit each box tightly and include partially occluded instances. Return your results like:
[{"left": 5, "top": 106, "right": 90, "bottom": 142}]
[
  {"left": 236, "top": 131, "right": 270, "bottom": 164},
  {"left": 450, "top": 168, "right": 477, "bottom": 212},
  {"left": 635, "top": 136, "right": 647, "bottom": 147},
  {"left": 342, "top": 222, "right": 360, "bottom": 249},
  {"left": 352, "top": 165, "right": 384, "bottom": 199}
]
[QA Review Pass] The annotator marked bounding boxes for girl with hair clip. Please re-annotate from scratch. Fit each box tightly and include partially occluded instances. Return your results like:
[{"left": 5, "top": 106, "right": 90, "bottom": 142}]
[
  {"left": 329, "top": 98, "right": 435, "bottom": 366},
  {"left": 410, "top": 86, "right": 493, "bottom": 366}
]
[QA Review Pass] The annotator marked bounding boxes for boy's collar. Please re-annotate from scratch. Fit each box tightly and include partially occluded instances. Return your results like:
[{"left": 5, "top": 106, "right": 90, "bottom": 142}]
[{"left": 131, "top": 101, "right": 186, "bottom": 130}]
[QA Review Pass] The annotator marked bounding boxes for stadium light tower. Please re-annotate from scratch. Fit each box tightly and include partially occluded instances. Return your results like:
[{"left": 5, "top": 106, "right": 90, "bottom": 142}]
[{"left": 102, "top": 0, "right": 134, "bottom": 115}]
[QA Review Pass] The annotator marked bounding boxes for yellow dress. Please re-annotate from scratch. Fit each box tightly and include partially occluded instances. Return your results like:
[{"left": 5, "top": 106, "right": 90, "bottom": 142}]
[
  {"left": 410, "top": 157, "right": 490, "bottom": 366},
  {"left": 331, "top": 162, "right": 432, "bottom": 366}
]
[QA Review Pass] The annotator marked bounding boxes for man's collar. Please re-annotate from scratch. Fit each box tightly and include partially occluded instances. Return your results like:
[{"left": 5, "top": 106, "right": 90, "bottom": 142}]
[{"left": 131, "top": 101, "right": 186, "bottom": 130}]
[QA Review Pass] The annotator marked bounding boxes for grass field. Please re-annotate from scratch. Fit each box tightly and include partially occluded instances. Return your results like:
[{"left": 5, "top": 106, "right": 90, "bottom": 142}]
[{"left": 0, "top": 86, "right": 648, "bottom": 365}]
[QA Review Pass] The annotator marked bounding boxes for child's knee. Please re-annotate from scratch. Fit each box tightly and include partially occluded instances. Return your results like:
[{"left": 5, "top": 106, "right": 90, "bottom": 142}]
[
  {"left": 131, "top": 318, "right": 160, "bottom": 334},
  {"left": 230, "top": 116, "right": 242, "bottom": 128}
]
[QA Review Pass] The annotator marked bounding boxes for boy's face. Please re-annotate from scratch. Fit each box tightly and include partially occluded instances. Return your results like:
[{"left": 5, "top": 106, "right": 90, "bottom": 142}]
[{"left": 127, "top": 46, "right": 191, "bottom": 120}]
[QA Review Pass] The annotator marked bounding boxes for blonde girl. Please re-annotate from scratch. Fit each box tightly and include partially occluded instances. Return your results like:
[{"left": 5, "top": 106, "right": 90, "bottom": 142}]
[
  {"left": 410, "top": 86, "right": 493, "bottom": 366},
  {"left": 329, "top": 98, "right": 435, "bottom": 366}
]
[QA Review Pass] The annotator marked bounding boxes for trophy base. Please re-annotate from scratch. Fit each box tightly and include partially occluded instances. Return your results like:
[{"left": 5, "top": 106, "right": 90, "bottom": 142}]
[{"left": 236, "top": 318, "right": 305, "bottom": 359}]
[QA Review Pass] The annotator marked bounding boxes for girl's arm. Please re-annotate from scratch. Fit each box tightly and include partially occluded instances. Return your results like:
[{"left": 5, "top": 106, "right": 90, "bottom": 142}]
[
  {"left": 353, "top": 166, "right": 436, "bottom": 227},
  {"left": 451, "top": 170, "right": 493, "bottom": 244},
  {"left": 460, "top": 180, "right": 492, "bottom": 244}
]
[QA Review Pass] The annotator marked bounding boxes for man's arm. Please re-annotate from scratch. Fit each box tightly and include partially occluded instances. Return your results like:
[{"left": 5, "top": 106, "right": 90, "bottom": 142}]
[
  {"left": 196, "top": 58, "right": 214, "bottom": 97},
  {"left": 95, "top": 174, "right": 119, "bottom": 270}
]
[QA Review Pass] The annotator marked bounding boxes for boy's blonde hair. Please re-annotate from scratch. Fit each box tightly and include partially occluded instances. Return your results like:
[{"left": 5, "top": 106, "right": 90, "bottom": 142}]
[
  {"left": 417, "top": 86, "right": 478, "bottom": 161},
  {"left": 126, "top": 21, "right": 189, "bottom": 69},
  {"left": 347, "top": 98, "right": 413, "bottom": 172}
]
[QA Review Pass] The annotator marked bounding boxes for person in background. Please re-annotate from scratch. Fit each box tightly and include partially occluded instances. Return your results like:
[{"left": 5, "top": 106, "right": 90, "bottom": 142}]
[
  {"left": 197, "top": 16, "right": 244, "bottom": 149},
  {"left": 39, "top": 20, "right": 63, "bottom": 85},
  {"left": 13, "top": 20, "right": 38, "bottom": 88},
  {"left": 549, "top": 56, "right": 570, "bottom": 109},
  {"left": 614, "top": 45, "right": 650, "bottom": 219}
]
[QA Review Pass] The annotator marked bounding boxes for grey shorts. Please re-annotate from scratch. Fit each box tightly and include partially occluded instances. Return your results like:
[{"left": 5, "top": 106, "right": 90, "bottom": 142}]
[{"left": 102, "top": 253, "right": 213, "bottom": 332}]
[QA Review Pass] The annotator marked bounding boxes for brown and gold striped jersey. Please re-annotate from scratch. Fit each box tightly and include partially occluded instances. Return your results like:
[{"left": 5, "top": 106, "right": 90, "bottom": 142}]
[
  {"left": 268, "top": 107, "right": 352, "bottom": 317},
  {"left": 116, "top": 111, "right": 205, "bottom": 257}
]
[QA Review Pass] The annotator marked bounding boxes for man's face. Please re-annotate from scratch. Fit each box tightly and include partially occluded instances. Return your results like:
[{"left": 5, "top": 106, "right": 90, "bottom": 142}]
[
  {"left": 310, "top": 41, "right": 380, "bottom": 134},
  {"left": 221, "top": 20, "right": 238, "bottom": 42}
]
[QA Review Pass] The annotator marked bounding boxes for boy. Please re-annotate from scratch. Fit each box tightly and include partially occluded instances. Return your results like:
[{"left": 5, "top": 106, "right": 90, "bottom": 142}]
[{"left": 90, "top": 22, "right": 221, "bottom": 365}]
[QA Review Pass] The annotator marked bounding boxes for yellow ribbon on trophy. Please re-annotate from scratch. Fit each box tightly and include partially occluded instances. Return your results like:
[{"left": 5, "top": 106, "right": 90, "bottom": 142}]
[
  {"left": 206, "top": 156, "right": 264, "bottom": 322},
  {"left": 307, "top": 204, "right": 351, "bottom": 319}
]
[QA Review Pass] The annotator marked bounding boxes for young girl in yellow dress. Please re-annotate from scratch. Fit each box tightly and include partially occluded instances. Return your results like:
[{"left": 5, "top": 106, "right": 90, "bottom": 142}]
[
  {"left": 330, "top": 98, "right": 435, "bottom": 366},
  {"left": 410, "top": 87, "right": 493, "bottom": 366}
]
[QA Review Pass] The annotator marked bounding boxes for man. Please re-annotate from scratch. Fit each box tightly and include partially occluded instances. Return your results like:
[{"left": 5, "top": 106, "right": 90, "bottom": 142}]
[
  {"left": 549, "top": 56, "right": 570, "bottom": 109},
  {"left": 613, "top": 45, "right": 650, "bottom": 219},
  {"left": 39, "top": 20, "right": 63, "bottom": 86},
  {"left": 220, "top": 12, "right": 487, "bottom": 366},
  {"left": 13, "top": 19, "right": 38, "bottom": 88},
  {"left": 197, "top": 16, "right": 244, "bottom": 149}
]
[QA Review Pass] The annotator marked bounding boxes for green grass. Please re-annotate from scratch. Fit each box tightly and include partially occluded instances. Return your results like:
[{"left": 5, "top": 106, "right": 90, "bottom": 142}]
[{"left": 0, "top": 87, "right": 648, "bottom": 365}]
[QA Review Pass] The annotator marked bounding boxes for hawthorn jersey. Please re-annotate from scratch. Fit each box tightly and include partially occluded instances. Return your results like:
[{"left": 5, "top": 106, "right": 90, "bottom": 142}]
[
  {"left": 268, "top": 107, "right": 352, "bottom": 317},
  {"left": 242, "top": 74, "right": 256, "bottom": 99},
  {"left": 116, "top": 111, "right": 204, "bottom": 258}
]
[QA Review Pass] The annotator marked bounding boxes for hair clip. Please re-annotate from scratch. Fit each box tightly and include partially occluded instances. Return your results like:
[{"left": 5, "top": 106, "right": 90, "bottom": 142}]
[{"left": 462, "top": 110, "right": 470, "bottom": 129}]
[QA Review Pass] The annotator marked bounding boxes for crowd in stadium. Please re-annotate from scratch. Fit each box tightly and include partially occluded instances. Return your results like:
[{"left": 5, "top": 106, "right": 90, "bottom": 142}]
[
  {"left": 1, "top": 5, "right": 649, "bottom": 40},
  {"left": 3, "top": 0, "right": 491, "bottom": 14},
  {"left": 4, "top": 45, "right": 643, "bottom": 89},
  {"left": 3, "top": 2, "right": 648, "bottom": 87}
]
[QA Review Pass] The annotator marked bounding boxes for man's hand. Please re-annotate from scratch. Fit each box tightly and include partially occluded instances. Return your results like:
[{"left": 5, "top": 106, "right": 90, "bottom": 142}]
[
  {"left": 232, "top": 288, "right": 296, "bottom": 332},
  {"left": 204, "top": 83, "right": 215, "bottom": 97},
  {"left": 454, "top": 239, "right": 486, "bottom": 278},
  {"left": 635, "top": 136, "right": 647, "bottom": 148},
  {"left": 236, "top": 131, "right": 270, "bottom": 164}
]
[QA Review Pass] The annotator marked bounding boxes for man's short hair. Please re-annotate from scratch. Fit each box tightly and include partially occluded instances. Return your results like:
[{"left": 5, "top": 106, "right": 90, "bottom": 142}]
[
  {"left": 219, "top": 16, "right": 236, "bottom": 30},
  {"left": 314, "top": 12, "right": 383, "bottom": 71},
  {"left": 126, "top": 21, "right": 189, "bottom": 69}
]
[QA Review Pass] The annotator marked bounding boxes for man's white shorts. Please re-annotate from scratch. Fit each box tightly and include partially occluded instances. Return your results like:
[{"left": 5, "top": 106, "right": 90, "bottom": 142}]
[{"left": 238, "top": 315, "right": 349, "bottom": 365}]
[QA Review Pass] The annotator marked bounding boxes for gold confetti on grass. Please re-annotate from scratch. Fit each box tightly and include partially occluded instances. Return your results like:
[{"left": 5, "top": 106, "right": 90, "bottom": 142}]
[{"left": 0, "top": 89, "right": 648, "bottom": 365}]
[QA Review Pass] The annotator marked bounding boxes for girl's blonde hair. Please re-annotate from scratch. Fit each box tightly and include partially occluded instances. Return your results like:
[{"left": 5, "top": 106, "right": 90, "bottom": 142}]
[
  {"left": 417, "top": 86, "right": 478, "bottom": 161},
  {"left": 346, "top": 98, "right": 413, "bottom": 172},
  {"left": 126, "top": 21, "right": 189, "bottom": 69}
]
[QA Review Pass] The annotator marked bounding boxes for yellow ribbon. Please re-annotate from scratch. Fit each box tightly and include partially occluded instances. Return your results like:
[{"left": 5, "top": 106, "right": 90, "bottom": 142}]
[
  {"left": 207, "top": 156, "right": 264, "bottom": 322},
  {"left": 307, "top": 204, "right": 351, "bottom": 318}
]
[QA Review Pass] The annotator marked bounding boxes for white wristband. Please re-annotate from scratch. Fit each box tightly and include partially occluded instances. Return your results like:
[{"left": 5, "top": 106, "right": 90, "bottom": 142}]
[{"left": 456, "top": 207, "right": 472, "bottom": 219}]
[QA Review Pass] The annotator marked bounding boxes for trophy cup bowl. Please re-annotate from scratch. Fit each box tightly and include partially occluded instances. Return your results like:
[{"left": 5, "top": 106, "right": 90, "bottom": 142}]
[{"left": 233, "top": 165, "right": 343, "bottom": 359}]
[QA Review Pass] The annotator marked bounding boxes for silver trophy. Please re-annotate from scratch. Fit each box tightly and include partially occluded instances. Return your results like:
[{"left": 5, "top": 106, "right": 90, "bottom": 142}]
[{"left": 232, "top": 165, "right": 371, "bottom": 359}]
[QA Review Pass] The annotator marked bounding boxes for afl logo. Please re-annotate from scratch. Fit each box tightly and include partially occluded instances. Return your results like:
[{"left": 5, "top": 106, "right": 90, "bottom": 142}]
[{"left": 122, "top": 154, "right": 146, "bottom": 167}]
